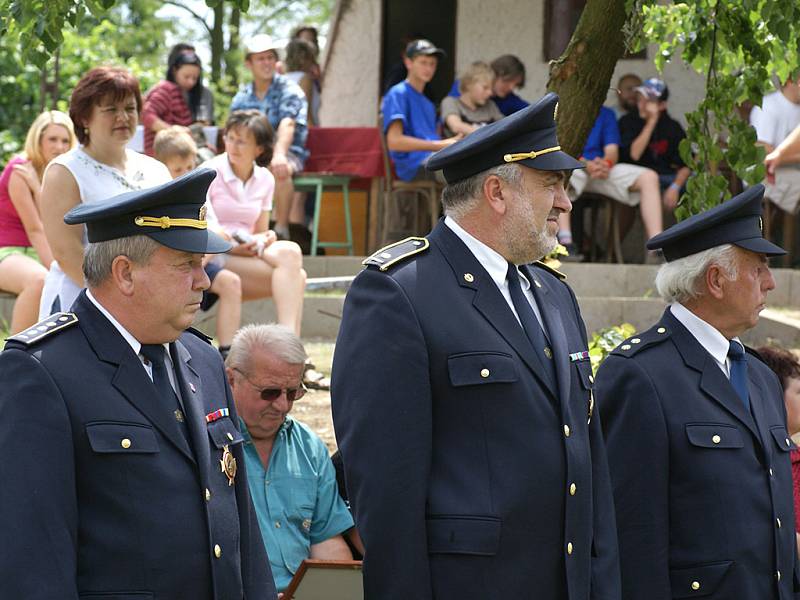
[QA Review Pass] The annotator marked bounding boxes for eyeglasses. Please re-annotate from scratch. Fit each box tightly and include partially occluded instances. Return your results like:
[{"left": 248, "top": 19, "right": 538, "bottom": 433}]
[{"left": 233, "top": 368, "right": 307, "bottom": 402}]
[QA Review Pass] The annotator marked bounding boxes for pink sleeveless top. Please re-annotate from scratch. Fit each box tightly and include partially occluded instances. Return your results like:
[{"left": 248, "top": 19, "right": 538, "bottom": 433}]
[{"left": 0, "top": 156, "right": 33, "bottom": 247}]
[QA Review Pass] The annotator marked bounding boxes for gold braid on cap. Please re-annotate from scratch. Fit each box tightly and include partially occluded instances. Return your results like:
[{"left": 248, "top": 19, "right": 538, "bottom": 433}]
[
  {"left": 503, "top": 146, "right": 562, "bottom": 163},
  {"left": 134, "top": 216, "right": 208, "bottom": 230}
]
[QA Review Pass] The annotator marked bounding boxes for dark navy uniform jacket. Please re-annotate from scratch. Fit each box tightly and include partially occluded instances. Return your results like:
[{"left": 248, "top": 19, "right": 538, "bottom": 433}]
[
  {"left": 595, "top": 309, "right": 800, "bottom": 600},
  {"left": 0, "top": 291, "right": 276, "bottom": 599},
  {"left": 331, "top": 221, "right": 621, "bottom": 600}
]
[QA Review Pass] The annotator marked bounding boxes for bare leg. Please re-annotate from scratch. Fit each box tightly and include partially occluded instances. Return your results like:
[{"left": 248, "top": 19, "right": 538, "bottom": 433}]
[
  {"left": 0, "top": 255, "right": 48, "bottom": 333},
  {"left": 208, "top": 269, "right": 241, "bottom": 347},
  {"left": 271, "top": 177, "right": 296, "bottom": 238},
  {"left": 289, "top": 191, "right": 307, "bottom": 225},
  {"left": 630, "top": 169, "right": 663, "bottom": 239},
  {"left": 223, "top": 241, "right": 306, "bottom": 335}
]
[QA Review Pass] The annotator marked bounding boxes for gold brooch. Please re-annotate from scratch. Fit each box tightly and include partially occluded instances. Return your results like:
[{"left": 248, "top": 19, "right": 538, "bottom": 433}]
[{"left": 220, "top": 444, "right": 237, "bottom": 486}]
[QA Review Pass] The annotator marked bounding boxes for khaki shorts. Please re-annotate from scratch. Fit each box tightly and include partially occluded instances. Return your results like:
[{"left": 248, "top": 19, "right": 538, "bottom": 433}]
[
  {"left": 765, "top": 167, "right": 800, "bottom": 214},
  {"left": 568, "top": 163, "right": 650, "bottom": 206}
]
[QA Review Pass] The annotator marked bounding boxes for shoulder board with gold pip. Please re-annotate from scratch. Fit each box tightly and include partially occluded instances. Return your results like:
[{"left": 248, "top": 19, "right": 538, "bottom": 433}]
[
  {"left": 6, "top": 312, "right": 78, "bottom": 346},
  {"left": 362, "top": 237, "right": 429, "bottom": 271},
  {"left": 611, "top": 324, "right": 672, "bottom": 358},
  {"left": 532, "top": 260, "right": 567, "bottom": 281}
]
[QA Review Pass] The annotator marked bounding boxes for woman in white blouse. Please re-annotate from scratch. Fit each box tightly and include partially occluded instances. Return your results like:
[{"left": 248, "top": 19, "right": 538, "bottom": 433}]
[{"left": 40, "top": 66, "right": 170, "bottom": 315}]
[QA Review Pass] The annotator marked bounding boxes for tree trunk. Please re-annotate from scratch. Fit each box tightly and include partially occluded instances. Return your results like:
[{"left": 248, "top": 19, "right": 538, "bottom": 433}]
[
  {"left": 226, "top": 7, "right": 241, "bottom": 88},
  {"left": 547, "top": 0, "right": 629, "bottom": 158},
  {"left": 210, "top": 3, "right": 225, "bottom": 84}
]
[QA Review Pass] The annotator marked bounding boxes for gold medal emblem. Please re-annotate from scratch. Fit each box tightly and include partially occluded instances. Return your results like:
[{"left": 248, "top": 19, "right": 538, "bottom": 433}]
[
  {"left": 199, "top": 205, "right": 207, "bottom": 220},
  {"left": 174, "top": 409, "right": 184, "bottom": 423},
  {"left": 220, "top": 444, "right": 237, "bottom": 486}
]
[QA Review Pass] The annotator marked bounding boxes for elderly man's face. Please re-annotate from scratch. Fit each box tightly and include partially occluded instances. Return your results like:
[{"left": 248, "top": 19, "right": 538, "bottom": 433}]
[
  {"left": 229, "top": 349, "right": 305, "bottom": 440},
  {"left": 132, "top": 246, "right": 209, "bottom": 342},
  {"left": 503, "top": 166, "right": 571, "bottom": 264},
  {"left": 717, "top": 248, "right": 775, "bottom": 336}
]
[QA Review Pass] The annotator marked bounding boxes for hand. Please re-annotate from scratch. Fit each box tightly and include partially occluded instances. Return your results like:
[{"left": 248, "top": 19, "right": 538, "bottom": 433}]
[
  {"left": 644, "top": 100, "right": 660, "bottom": 121},
  {"left": 229, "top": 241, "right": 259, "bottom": 257},
  {"left": 12, "top": 163, "right": 39, "bottom": 190},
  {"left": 438, "top": 134, "right": 464, "bottom": 149},
  {"left": 765, "top": 148, "right": 781, "bottom": 184},
  {"left": 663, "top": 184, "right": 680, "bottom": 211},
  {"left": 256, "top": 230, "right": 278, "bottom": 249},
  {"left": 270, "top": 153, "right": 291, "bottom": 180}
]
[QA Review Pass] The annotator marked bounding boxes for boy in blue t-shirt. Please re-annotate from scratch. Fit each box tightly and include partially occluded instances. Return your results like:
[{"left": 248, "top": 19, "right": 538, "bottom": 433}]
[{"left": 382, "top": 39, "right": 461, "bottom": 182}]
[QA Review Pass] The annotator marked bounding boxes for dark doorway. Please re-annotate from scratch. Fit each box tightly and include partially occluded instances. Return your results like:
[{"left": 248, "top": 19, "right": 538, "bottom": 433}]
[{"left": 381, "top": 0, "right": 457, "bottom": 104}]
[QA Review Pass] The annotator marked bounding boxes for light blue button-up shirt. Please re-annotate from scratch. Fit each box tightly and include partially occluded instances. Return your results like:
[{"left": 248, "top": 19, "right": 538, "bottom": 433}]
[
  {"left": 230, "top": 73, "right": 309, "bottom": 165},
  {"left": 241, "top": 416, "right": 354, "bottom": 591}
]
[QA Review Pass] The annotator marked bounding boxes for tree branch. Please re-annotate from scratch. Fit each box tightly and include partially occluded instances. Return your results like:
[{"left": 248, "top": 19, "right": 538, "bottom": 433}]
[
  {"left": 160, "top": 0, "right": 213, "bottom": 35},
  {"left": 251, "top": 1, "right": 295, "bottom": 33}
]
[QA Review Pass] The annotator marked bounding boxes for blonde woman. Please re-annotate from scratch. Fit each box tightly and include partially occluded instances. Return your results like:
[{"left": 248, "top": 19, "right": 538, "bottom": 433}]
[{"left": 0, "top": 111, "right": 76, "bottom": 332}]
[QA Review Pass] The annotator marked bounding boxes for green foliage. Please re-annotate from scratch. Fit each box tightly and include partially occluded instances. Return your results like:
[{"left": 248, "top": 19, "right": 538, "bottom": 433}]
[
  {"left": 588, "top": 323, "right": 636, "bottom": 374},
  {"left": 639, "top": 0, "right": 800, "bottom": 218}
]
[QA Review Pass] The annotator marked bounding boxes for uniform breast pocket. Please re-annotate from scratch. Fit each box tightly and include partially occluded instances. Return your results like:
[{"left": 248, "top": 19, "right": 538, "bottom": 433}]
[
  {"left": 770, "top": 425, "right": 794, "bottom": 452},
  {"left": 206, "top": 416, "right": 245, "bottom": 449},
  {"left": 685, "top": 424, "right": 744, "bottom": 449},
  {"left": 447, "top": 352, "right": 518, "bottom": 387},
  {"left": 85, "top": 422, "right": 159, "bottom": 454}
]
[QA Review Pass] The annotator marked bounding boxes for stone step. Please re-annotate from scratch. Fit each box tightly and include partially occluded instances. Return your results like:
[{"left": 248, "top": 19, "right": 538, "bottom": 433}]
[{"left": 302, "top": 257, "right": 800, "bottom": 308}]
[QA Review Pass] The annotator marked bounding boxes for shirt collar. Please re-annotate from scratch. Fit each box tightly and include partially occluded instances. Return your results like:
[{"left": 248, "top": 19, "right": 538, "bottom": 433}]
[
  {"left": 238, "top": 415, "right": 294, "bottom": 444},
  {"left": 444, "top": 215, "right": 531, "bottom": 291},
  {"left": 670, "top": 302, "right": 742, "bottom": 366},
  {"left": 86, "top": 289, "right": 170, "bottom": 359},
  {"left": 218, "top": 153, "right": 240, "bottom": 183}
]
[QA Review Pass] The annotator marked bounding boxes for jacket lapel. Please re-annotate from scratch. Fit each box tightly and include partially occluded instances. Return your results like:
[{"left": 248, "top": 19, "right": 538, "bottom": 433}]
[
  {"left": 665, "top": 310, "right": 761, "bottom": 444},
  {"left": 430, "top": 223, "right": 557, "bottom": 398},
  {"left": 522, "top": 265, "right": 570, "bottom": 407},
  {"left": 171, "top": 340, "right": 211, "bottom": 473},
  {"left": 73, "top": 292, "right": 196, "bottom": 463}
]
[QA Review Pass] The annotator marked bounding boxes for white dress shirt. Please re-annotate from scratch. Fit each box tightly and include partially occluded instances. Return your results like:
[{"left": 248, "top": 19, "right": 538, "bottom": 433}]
[
  {"left": 670, "top": 302, "right": 744, "bottom": 378},
  {"left": 86, "top": 290, "right": 179, "bottom": 393},
  {"left": 444, "top": 216, "right": 546, "bottom": 331}
]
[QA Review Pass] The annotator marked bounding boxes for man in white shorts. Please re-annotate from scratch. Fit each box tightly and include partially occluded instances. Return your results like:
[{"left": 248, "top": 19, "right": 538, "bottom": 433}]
[
  {"left": 751, "top": 76, "right": 800, "bottom": 214},
  {"left": 558, "top": 105, "right": 663, "bottom": 261}
]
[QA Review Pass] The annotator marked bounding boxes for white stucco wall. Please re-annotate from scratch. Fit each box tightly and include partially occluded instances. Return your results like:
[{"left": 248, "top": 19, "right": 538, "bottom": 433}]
[
  {"left": 321, "top": 0, "right": 705, "bottom": 127},
  {"left": 454, "top": 0, "right": 704, "bottom": 126},
  {"left": 319, "top": 0, "right": 382, "bottom": 126}
]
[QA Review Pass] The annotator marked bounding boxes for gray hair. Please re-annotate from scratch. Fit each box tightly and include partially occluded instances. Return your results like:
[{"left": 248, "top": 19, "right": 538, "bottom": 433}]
[
  {"left": 655, "top": 244, "right": 739, "bottom": 304},
  {"left": 83, "top": 235, "right": 161, "bottom": 288},
  {"left": 226, "top": 323, "right": 308, "bottom": 372},
  {"left": 441, "top": 163, "right": 523, "bottom": 220}
]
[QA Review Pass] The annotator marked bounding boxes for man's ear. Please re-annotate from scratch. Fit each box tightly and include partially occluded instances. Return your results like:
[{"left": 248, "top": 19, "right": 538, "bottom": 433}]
[
  {"left": 483, "top": 174, "right": 508, "bottom": 216},
  {"left": 704, "top": 264, "right": 727, "bottom": 300},
  {"left": 226, "top": 367, "right": 236, "bottom": 389},
  {"left": 110, "top": 255, "right": 136, "bottom": 297}
]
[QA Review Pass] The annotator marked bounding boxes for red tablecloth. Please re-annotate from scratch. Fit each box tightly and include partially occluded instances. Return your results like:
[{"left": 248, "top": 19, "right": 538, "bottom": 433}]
[{"left": 302, "top": 127, "right": 385, "bottom": 184}]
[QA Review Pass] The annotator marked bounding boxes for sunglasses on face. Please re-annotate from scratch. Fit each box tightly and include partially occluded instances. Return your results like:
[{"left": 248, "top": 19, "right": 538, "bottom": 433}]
[{"left": 233, "top": 368, "right": 307, "bottom": 402}]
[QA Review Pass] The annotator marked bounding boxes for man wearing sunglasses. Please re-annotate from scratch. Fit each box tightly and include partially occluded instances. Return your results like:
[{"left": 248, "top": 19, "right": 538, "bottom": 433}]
[{"left": 226, "top": 323, "right": 354, "bottom": 594}]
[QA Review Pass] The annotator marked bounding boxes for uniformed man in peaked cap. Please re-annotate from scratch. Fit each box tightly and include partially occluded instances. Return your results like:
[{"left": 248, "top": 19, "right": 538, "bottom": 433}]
[
  {"left": 0, "top": 169, "right": 276, "bottom": 599},
  {"left": 331, "top": 93, "right": 621, "bottom": 600},
  {"left": 595, "top": 184, "right": 800, "bottom": 599}
]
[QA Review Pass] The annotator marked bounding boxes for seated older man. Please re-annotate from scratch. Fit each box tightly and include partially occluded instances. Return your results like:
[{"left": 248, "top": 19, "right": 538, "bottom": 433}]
[{"left": 226, "top": 324, "right": 353, "bottom": 592}]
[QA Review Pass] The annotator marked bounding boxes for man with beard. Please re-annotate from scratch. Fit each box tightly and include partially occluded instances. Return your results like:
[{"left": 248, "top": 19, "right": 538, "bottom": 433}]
[{"left": 331, "top": 93, "right": 621, "bottom": 600}]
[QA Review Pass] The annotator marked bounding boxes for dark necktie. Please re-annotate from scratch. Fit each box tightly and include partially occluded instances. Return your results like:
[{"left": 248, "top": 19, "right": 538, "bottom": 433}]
[
  {"left": 506, "top": 262, "right": 557, "bottom": 389},
  {"left": 728, "top": 340, "right": 750, "bottom": 411},
  {"left": 140, "top": 344, "right": 190, "bottom": 441}
]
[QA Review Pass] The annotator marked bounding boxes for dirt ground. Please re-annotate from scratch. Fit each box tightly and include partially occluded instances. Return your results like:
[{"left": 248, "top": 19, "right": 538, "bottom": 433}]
[{"left": 295, "top": 340, "right": 337, "bottom": 452}]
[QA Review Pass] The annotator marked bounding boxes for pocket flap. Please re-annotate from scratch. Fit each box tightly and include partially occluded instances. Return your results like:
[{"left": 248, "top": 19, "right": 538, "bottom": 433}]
[
  {"left": 447, "top": 352, "right": 518, "bottom": 387},
  {"left": 85, "top": 422, "right": 159, "bottom": 454},
  {"left": 426, "top": 515, "right": 501, "bottom": 556},
  {"left": 207, "top": 416, "right": 244, "bottom": 449},
  {"left": 770, "top": 426, "right": 794, "bottom": 452},
  {"left": 669, "top": 560, "right": 733, "bottom": 597},
  {"left": 575, "top": 361, "right": 594, "bottom": 390},
  {"left": 685, "top": 424, "right": 743, "bottom": 449}
]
